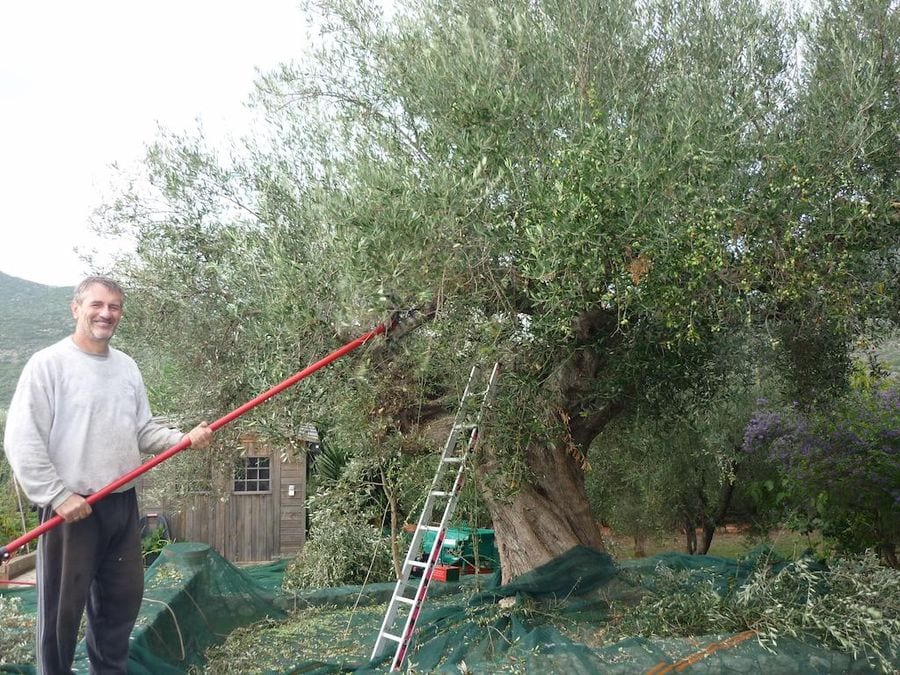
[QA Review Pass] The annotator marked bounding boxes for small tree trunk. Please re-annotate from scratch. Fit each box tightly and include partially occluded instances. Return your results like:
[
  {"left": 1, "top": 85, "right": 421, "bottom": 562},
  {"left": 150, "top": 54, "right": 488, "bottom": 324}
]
[
  {"left": 878, "top": 541, "right": 898, "bottom": 569},
  {"left": 685, "top": 518, "right": 698, "bottom": 555},
  {"left": 698, "top": 464, "right": 737, "bottom": 555},
  {"left": 633, "top": 534, "right": 648, "bottom": 558},
  {"left": 381, "top": 468, "right": 403, "bottom": 579},
  {"left": 700, "top": 523, "right": 716, "bottom": 555}
]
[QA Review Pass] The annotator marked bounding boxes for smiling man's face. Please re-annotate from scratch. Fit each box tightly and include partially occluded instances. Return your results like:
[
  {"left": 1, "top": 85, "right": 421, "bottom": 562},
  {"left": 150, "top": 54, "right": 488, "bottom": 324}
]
[{"left": 71, "top": 283, "right": 124, "bottom": 353}]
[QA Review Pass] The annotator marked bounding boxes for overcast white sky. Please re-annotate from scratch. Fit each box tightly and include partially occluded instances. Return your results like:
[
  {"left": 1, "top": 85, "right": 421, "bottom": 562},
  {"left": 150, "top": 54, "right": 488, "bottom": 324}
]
[{"left": 0, "top": 1, "right": 310, "bottom": 287}]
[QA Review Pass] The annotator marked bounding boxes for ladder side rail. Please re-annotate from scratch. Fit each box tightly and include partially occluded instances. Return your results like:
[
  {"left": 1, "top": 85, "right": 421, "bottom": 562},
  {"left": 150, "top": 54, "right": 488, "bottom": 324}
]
[
  {"left": 372, "top": 578, "right": 411, "bottom": 655},
  {"left": 373, "top": 364, "right": 500, "bottom": 668},
  {"left": 382, "top": 424, "right": 472, "bottom": 650},
  {"left": 431, "top": 431, "right": 478, "bottom": 538},
  {"left": 373, "top": 370, "right": 480, "bottom": 662},
  {"left": 386, "top": 426, "right": 482, "bottom": 667},
  {"left": 390, "top": 381, "right": 497, "bottom": 666},
  {"left": 439, "top": 365, "right": 480, "bottom": 453},
  {"left": 379, "top": 521, "right": 448, "bottom": 634},
  {"left": 374, "top": 521, "right": 446, "bottom": 662},
  {"left": 403, "top": 367, "right": 485, "bottom": 560},
  {"left": 390, "top": 527, "right": 448, "bottom": 670},
  {"left": 375, "top": 439, "right": 470, "bottom": 660},
  {"left": 409, "top": 493, "right": 440, "bottom": 543},
  {"left": 374, "top": 524, "right": 444, "bottom": 658},
  {"left": 413, "top": 364, "right": 482, "bottom": 523},
  {"left": 372, "top": 531, "right": 445, "bottom": 659}
]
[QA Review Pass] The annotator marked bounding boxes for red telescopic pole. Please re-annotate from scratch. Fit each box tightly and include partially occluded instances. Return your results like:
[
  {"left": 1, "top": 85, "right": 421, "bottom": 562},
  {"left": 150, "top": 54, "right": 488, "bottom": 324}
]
[{"left": 0, "top": 319, "right": 394, "bottom": 562}]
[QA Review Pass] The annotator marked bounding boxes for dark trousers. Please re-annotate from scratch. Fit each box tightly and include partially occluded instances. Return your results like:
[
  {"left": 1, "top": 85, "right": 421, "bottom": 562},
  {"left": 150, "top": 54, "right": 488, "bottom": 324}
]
[{"left": 36, "top": 489, "right": 144, "bottom": 675}]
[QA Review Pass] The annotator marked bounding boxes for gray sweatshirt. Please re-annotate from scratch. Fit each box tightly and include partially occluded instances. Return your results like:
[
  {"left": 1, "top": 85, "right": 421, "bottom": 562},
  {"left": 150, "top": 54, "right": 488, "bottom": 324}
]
[{"left": 3, "top": 337, "right": 185, "bottom": 509}]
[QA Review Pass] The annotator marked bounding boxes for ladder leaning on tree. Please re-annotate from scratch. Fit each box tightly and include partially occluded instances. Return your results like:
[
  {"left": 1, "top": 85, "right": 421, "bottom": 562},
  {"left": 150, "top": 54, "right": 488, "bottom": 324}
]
[{"left": 371, "top": 362, "right": 500, "bottom": 672}]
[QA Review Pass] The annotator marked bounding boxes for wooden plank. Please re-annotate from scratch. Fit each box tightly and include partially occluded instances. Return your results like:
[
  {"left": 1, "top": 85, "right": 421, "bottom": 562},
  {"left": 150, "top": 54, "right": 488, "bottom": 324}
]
[
  {"left": 241, "top": 497, "right": 253, "bottom": 560},
  {"left": 272, "top": 453, "right": 281, "bottom": 561},
  {"left": 216, "top": 498, "right": 223, "bottom": 553},
  {"left": 227, "top": 497, "right": 239, "bottom": 561},
  {"left": 241, "top": 497, "right": 250, "bottom": 561},
  {"left": 279, "top": 452, "right": 304, "bottom": 556},
  {"left": 252, "top": 495, "right": 262, "bottom": 559}
]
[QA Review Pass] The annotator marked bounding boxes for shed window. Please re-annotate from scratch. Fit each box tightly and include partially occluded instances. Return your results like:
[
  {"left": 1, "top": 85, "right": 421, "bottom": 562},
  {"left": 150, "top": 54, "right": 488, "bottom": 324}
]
[{"left": 234, "top": 457, "right": 271, "bottom": 493}]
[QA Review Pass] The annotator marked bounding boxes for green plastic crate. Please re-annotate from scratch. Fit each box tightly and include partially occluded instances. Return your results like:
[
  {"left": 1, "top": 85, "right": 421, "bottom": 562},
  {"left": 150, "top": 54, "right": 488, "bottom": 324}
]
[{"left": 421, "top": 527, "right": 498, "bottom": 568}]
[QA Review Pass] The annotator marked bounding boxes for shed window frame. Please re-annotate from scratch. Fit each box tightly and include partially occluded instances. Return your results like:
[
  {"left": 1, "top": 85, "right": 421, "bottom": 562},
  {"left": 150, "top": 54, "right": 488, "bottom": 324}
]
[{"left": 233, "top": 456, "right": 272, "bottom": 494}]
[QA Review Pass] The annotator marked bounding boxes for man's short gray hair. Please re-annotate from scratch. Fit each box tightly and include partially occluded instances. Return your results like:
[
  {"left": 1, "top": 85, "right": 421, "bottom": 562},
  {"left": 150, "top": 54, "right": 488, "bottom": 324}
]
[{"left": 73, "top": 276, "right": 125, "bottom": 305}]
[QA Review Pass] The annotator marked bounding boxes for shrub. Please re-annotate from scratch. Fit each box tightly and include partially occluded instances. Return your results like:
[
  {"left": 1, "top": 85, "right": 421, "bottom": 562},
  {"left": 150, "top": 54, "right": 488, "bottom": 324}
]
[
  {"left": 0, "top": 594, "right": 34, "bottom": 666},
  {"left": 743, "top": 388, "right": 899, "bottom": 565},
  {"left": 282, "top": 487, "right": 394, "bottom": 591},
  {"left": 0, "top": 463, "right": 38, "bottom": 549},
  {"left": 141, "top": 525, "right": 172, "bottom": 566}
]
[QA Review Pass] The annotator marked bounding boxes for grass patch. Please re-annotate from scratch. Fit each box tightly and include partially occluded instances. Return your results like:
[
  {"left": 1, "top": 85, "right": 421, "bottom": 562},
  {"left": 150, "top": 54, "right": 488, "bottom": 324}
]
[{"left": 607, "top": 528, "right": 819, "bottom": 561}]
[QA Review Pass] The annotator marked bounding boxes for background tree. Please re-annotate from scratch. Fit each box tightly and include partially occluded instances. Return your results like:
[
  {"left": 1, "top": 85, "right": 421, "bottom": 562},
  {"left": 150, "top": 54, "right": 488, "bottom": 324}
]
[
  {"left": 587, "top": 364, "right": 778, "bottom": 556},
  {"left": 96, "top": 0, "right": 898, "bottom": 581}
]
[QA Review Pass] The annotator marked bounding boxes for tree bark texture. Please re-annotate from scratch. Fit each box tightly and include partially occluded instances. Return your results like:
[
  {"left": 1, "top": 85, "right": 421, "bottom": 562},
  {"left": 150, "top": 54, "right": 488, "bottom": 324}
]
[
  {"left": 406, "top": 309, "right": 623, "bottom": 582},
  {"left": 478, "top": 438, "right": 607, "bottom": 584},
  {"left": 699, "top": 474, "right": 736, "bottom": 555},
  {"left": 475, "top": 311, "right": 624, "bottom": 582}
]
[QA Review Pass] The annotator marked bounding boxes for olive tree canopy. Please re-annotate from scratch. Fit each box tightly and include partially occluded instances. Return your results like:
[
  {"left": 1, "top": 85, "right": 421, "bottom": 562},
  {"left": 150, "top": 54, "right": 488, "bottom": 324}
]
[{"left": 99, "top": 0, "right": 898, "bottom": 580}]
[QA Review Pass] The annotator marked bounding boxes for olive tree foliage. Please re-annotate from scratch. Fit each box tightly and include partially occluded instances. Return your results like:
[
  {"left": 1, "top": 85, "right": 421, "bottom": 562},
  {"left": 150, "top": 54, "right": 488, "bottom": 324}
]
[{"left": 95, "top": 0, "right": 898, "bottom": 580}]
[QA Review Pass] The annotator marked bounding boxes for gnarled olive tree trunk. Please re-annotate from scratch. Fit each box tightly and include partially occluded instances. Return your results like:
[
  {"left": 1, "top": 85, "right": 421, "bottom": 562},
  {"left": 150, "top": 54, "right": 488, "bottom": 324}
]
[
  {"left": 475, "top": 319, "right": 624, "bottom": 582},
  {"left": 478, "top": 438, "right": 608, "bottom": 583}
]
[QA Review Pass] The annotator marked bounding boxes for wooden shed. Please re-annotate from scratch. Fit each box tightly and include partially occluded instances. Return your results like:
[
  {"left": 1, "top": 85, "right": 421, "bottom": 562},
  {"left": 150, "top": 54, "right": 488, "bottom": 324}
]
[{"left": 141, "top": 430, "right": 314, "bottom": 563}]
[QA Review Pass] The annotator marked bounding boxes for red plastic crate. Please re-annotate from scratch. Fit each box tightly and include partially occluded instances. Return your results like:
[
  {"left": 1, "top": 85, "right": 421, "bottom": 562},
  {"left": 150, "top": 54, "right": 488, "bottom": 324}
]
[
  {"left": 431, "top": 565, "right": 460, "bottom": 582},
  {"left": 462, "top": 565, "right": 493, "bottom": 576}
]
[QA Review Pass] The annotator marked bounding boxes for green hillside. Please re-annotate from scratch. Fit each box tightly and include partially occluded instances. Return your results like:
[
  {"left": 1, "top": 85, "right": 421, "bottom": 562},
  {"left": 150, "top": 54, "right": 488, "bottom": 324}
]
[{"left": 0, "top": 272, "right": 73, "bottom": 409}]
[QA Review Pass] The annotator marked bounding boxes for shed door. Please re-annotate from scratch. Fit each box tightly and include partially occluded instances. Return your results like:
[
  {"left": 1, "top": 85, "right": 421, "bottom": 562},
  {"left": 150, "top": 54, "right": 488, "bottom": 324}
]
[{"left": 228, "top": 443, "right": 279, "bottom": 561}]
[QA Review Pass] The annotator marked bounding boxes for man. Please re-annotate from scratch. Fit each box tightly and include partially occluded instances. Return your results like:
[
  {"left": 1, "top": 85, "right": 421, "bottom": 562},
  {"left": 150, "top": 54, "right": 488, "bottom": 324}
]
[{"left": 3, "top": 276, "right": 214, "bottom": 674}]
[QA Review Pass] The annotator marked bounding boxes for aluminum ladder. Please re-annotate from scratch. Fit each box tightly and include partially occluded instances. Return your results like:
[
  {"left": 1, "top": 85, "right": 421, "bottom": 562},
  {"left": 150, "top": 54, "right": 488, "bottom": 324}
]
[{"left": 371, "top": 362, "right": 500, "bottom": 671}]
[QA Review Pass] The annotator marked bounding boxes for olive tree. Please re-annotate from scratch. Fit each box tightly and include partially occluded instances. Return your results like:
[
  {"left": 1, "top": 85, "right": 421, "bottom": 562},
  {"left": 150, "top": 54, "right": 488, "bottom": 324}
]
[{"left": 98, "top": 0, "right": 897, "bottom": 580}]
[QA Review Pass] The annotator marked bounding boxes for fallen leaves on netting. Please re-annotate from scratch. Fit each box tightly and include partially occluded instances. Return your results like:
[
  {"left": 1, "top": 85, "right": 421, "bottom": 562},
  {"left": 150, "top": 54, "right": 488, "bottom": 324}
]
[
  {"left": 0, "top": 594, "right": 35, "bottom": 665},
  {"left": 199, "top": 604, "right": 385, "bottom": 673}
]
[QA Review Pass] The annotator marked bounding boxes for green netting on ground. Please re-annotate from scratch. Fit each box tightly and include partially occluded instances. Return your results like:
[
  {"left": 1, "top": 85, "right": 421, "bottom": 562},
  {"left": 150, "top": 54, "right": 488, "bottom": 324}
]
[
  {"left": 361, "top": 548, "right": 894, "bottom": 675},
  {"left": 0, "top": 542, "right": 285, "bottom": 674},
  {"left": 2, "top": 544, "right": 898, "bottom": 673},
  {"left": 212, "top": 547, "right": 896, "bottom": 674}
]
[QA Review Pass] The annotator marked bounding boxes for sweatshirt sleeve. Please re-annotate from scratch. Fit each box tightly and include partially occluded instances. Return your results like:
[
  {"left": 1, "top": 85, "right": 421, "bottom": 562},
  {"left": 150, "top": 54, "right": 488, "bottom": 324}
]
[
  {"left": 137, "top": 417, "right": 187, "bottom": 455},
  {"left": 133, "top": 372, "right": 186, "bottom": 455},
  {"left": 3, "top": 358, "right": 71, "bottom": 509}
]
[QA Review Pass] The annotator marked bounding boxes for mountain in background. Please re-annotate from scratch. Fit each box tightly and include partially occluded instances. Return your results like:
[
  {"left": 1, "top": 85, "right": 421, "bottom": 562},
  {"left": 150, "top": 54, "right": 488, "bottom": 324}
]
[{"left": 0, "top": 272, "right": 73, "bottom": 409}]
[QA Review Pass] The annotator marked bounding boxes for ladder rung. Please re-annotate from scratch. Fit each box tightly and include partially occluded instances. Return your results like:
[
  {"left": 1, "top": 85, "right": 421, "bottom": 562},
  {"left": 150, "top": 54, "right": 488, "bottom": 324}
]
[{"left": 373, "top": 363, "right": 499, "bottom": 671}]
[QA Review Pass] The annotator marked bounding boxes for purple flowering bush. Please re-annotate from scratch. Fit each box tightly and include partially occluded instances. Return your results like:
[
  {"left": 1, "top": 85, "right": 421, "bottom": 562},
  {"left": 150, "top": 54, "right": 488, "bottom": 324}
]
[{"left": 743, "top": 388, "right": 899, "bottom": 566}]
